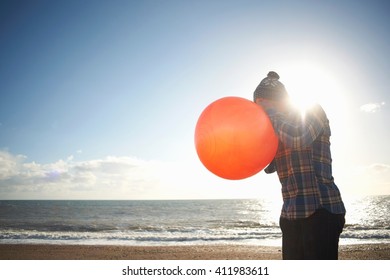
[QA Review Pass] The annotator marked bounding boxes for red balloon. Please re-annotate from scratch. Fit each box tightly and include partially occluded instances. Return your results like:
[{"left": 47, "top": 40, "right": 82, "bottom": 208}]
[{"left": 194, "top": 96, "right": 278, "bottom": 180}]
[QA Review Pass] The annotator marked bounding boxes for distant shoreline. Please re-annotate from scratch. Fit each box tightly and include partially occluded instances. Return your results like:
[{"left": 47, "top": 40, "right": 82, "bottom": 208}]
[{"left": 1, "top": 243, "right": 389, "bottom": 260}]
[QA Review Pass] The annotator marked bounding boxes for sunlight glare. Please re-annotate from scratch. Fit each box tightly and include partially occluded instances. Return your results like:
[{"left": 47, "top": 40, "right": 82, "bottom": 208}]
[{"left": 278, "top": 62, "right": 346, "bottom": 118}]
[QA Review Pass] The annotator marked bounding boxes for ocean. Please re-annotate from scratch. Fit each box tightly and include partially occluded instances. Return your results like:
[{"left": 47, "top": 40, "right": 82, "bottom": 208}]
[{"left": 0, "top": 196, "right": 389, "bottom": 246}]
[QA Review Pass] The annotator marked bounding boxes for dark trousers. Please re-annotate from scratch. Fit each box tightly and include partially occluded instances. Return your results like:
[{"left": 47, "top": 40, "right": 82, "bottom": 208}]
[{"left": 279, "top": 208, "right": 345, "bottom": 260}]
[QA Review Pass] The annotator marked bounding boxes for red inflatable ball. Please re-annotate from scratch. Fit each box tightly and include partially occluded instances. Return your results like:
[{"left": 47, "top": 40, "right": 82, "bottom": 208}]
[{"left": 194, "top": 96, "right": 278, "bottom": 180}]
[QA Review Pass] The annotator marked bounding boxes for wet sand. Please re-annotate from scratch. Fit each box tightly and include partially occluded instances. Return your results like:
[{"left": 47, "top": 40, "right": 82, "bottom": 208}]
[{"left": 1, "top": 243, "right": 389, "bottom": 260}]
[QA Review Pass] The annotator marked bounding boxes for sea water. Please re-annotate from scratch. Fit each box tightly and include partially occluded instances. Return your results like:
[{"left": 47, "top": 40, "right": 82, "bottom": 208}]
[{"left": 0, "top": 196, "right": 388, "bottom": 246}]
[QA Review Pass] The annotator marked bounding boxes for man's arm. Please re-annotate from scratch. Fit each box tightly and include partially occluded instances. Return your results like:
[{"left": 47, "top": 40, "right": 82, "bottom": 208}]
[{"left": 267, "top": 104, "right": 326, "bottom": 148}]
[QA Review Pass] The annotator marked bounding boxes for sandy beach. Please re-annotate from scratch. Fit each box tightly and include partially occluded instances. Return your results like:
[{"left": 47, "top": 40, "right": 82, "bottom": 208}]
[{"left": 0, "top": 243, "right": 389, "bottom": 260}]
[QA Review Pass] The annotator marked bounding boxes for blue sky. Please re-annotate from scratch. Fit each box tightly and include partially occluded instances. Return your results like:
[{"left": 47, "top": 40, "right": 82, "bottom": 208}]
[{"left": 0, "top": 0, "right": 389, "bottom": 200}]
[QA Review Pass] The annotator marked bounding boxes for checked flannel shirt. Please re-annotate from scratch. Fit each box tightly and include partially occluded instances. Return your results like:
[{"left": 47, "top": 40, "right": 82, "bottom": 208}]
[{"left": 264, "top": 104, "right": 346, "bottom": 220}]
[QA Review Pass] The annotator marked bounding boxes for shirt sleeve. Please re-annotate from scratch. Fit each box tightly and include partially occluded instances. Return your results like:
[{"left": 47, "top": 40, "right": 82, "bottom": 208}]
[{"left": 268, "top": 104, "right": 326, "bottom": 148}]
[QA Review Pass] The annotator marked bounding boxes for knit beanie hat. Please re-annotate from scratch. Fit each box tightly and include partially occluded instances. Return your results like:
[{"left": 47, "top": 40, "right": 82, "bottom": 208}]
[{"left": 253, "top": 71, "right": 288, "bottom": 101}]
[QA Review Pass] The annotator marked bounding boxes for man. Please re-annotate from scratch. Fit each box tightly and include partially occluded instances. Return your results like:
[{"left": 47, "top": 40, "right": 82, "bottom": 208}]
[{"left": 254, "top": 71, "right": 346, "bottom": 260}]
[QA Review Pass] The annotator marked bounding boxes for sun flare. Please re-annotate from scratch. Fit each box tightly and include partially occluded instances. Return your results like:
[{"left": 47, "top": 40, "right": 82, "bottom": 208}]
[{"left": 277, "top": 63, "right": 346, "bottom": 117}]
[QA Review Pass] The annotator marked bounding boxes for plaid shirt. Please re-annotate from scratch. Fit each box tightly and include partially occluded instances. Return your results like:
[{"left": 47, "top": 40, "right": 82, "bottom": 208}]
[{"left": 265, "top": 104, "right": 346, "bottom": 220}]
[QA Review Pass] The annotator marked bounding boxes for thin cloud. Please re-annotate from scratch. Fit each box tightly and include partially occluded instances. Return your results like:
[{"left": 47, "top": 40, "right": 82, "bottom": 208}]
[
  {"left": 0, "top": 150, "right": 165, "bottom": 199},
  {"left": 360, "top": 102, "right": 385, "bottom": 113},
  {"left": 366, "top": 163, "right": 390, "bottom": 174}
]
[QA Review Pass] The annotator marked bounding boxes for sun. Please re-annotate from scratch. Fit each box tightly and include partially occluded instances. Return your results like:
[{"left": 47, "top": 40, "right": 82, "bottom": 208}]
[{"left": 276, "top": 63, "right": 346, "bottom": 117}]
